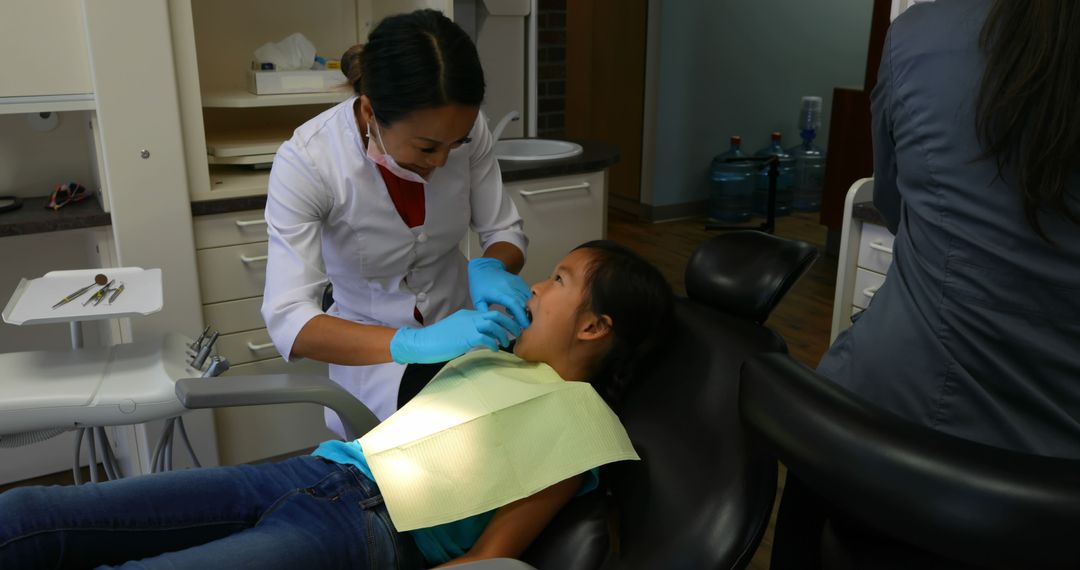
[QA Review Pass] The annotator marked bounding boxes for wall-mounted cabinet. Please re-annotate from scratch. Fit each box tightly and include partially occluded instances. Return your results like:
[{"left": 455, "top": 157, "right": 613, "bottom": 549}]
[
  {"left": 169, "top": 0, "right": 453, "bottom": 202},
  {"left": 0, "top": 1, "right": 93, "bottom": 102}
]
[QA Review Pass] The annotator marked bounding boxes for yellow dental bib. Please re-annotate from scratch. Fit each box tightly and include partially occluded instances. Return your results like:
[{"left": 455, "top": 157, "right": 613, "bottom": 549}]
[{"left": 359, "top": 350, "right": 640, "bottom": 531}]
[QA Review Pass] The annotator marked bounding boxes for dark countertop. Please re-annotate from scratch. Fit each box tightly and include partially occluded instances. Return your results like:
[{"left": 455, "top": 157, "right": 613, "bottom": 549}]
[
  {"left": 853, "top": 201, "right": 888, "bottom": 227},
  {"left": 0, "top": 195, "right": 111, "bottom": 238},
  {"left": 0, "top": 140, "right": 620, "bottom": 234},
  {"left": 191, "top": 139, "right": 619, "bottom": 217}
]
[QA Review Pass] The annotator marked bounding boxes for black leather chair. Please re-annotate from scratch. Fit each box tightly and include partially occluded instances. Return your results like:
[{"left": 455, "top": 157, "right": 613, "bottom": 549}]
[
  {"left": 179, "top": 231, "right": 819, "bottom": 569},
  {"left": 740, "top": 353, "right": 1080, "bottom": 570},
  {"left": 519, "top": 231, "right": 819, "bottom": 569}
]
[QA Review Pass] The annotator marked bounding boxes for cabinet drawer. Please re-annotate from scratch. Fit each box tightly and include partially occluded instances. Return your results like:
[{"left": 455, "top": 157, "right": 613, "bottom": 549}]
[
  {"left": 853, "top": 267, "right": 886, "bottom": 309},
  {"left": 857, "top": 222, "right": 894, "bottom": 274},
  {"left": 214, "top": 356, "right": 335, "bottom": 465},
  {"left": 192, "top": 209, "right": 268, "bottom": 249},
  {"left": 203, "top": 296, "right": 265, "bottom": 335},
  {"left": 196, "top": 242, "right": 268, "bottom": 303},
  {"left": 503, "top": 170, "right": 607, "bottom": 285},
  {"left": 216, "top": 327, "right": 279, "bottom": 365}
]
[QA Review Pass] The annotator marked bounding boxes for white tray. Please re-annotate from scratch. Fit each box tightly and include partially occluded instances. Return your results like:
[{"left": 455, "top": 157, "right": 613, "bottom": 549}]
[{"left": 2, "top": 267, "right": 162, "bottom": 326}]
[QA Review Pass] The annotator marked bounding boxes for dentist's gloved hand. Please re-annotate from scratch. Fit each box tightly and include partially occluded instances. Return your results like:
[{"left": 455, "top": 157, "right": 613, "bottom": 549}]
[
  {"left": 389, "top": 309, "right": 522, "bottom": 364},
  {"left": 467, "top": 257, "right": 532, "bottom": 328}
]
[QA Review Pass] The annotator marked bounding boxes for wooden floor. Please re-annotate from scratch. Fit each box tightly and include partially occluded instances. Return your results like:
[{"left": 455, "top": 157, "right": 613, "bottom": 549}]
[
  {"left": 2, "top": 208, "right": 839, "bottom": 569},
  {"left": 607, "top": 209, "right": 837, "bottom": 570}
]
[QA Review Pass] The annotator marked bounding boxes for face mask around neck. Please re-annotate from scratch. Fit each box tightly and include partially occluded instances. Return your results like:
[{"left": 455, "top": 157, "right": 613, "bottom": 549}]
[{"left": 366, "top": 120, "right": 428, "bottom": 184}]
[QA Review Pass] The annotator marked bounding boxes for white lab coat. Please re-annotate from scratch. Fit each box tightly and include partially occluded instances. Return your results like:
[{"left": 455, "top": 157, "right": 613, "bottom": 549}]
[{"left": 262, "top": 98, "right": 527, "bottom": 428}]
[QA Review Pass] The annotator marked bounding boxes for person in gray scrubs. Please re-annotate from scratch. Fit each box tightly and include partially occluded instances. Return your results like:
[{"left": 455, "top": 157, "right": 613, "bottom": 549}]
[{"left": 773, "top": 0, "right": 1080, "bottom": 566}]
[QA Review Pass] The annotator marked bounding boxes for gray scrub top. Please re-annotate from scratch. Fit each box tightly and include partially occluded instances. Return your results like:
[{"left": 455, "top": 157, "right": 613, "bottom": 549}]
[{"left": 818, "top": 0, "right": 1080, "bottom": 457}]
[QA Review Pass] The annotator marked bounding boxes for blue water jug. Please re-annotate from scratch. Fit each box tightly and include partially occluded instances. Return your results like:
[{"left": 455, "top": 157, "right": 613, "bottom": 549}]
[
  {"left": 708, "top": 136, "right": 754, "bottom": 223},
  {"left": 752, "top": 132, "right": 795, "bottom": 216},
  {"left": 789, "top": 96, "right": 826, "bottom": 212}
]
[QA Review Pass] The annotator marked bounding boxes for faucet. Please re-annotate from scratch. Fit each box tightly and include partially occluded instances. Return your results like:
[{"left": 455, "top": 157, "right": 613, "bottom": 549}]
[{"left": 491, "top": 110, "right": 520, "bottom": 141}]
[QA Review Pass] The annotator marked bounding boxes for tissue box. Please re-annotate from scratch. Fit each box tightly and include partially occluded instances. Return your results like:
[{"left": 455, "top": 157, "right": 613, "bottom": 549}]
[{"left": 247, "top": 69, "right": 345, "bottom": 95}]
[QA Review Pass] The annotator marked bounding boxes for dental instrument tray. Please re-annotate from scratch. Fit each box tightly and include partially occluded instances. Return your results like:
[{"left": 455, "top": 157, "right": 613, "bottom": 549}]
[{"left": 2, "top": 267, "right": 162, "bottom": 326}]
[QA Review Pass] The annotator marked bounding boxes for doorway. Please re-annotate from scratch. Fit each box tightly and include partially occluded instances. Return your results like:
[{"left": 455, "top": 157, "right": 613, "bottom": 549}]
[{"left": 538, "top": 0, "right": 649, "bottom": 214}]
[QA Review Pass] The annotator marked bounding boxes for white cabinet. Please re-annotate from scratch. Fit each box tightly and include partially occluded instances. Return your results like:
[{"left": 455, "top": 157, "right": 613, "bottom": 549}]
[
  {"left": 469, "top": 170, "right": 608, "bottom": 284},
  {"left": 0, "top": 0, "right": 93, "bottom": 101},
  {"left": 192, "top": 207, "right": 334, "bottom": 464},
  {"left": 830, "top": 178, "right": 894, "bottom": 342},
  {"left": 853, "top": 268, "right": 886, "bottom": 310},
  {"left": 856, "top": 222, "right": 895, "bottom": 275}
]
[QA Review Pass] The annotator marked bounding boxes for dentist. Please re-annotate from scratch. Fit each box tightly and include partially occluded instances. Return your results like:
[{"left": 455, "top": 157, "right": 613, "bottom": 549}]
[{"left": 262, "top": 9, "right": 530, "bottom": 427}]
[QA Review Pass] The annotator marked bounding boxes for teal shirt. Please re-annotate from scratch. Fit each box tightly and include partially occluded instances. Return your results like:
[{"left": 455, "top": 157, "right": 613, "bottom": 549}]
[{"left": 313, "top": 439, "right": 599, "bottom": 565}]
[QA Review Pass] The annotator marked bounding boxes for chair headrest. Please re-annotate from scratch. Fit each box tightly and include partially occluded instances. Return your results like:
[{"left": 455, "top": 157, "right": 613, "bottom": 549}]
[
  {"left": 740, "top": 353, "right": 1080, "bottom": 568},
  {"left": 685, "top": 231, "right": 818, "bottom": 324}
]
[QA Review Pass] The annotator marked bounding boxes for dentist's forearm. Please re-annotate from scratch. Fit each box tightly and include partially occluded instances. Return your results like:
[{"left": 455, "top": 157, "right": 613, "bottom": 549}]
[
  {"left": 481, "top": 241, "right": 525, "bottom": 274},
  {"left": 289, "top": 314, "right": 396, "bottom": 365}
]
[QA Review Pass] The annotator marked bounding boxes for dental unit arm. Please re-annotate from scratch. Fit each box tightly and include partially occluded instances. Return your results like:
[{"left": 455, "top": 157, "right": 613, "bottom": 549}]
[
  {"left": 0, "top": 333, "right": 212, "bottom": 438},
  {"left": 0, "top": 327, "right": 231, "bottom": 482}
]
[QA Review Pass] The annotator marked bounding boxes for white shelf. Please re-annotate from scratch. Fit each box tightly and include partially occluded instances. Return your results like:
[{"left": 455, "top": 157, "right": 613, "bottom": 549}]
[
  {"left": 200, "top": 87, "right": 350, "bottom": 108},
  {"left": 0, "top": 94, "right": 95, "bottom": 115},
  {"left": 191, "top": 166, "right": 271, "bottom": 202},
  {"left": 206, "top": 126, "right": 293, "bottom": 158}
]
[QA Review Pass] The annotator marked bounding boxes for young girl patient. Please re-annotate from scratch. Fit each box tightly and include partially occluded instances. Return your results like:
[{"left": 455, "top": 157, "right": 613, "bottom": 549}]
[{"left": 0, "top": 241, "right": 673, "bottom": 570}]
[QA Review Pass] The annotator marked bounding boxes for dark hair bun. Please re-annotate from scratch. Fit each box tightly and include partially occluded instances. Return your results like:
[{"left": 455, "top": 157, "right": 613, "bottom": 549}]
[{"left": 340, "top": 44, "right": 364, "bottom": 89}]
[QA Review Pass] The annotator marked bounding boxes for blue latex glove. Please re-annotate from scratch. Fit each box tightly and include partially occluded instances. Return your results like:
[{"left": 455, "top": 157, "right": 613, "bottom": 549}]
[
  {"left": 389, "top": 309, "right": 522, "bottom": 364},
  {"left": 467, "top": 257, "right": 532, "bottom": 328}
]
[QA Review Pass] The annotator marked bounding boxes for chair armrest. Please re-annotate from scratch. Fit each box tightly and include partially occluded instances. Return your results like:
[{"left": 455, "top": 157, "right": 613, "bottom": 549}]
[{"left": 175, "top": 374, "right": 380, "bottom": 440}]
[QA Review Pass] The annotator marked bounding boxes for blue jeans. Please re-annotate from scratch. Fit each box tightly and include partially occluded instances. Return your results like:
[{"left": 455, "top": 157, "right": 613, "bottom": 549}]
[{"left": 0, "top": 455, "right": 425, "bottom": 569}]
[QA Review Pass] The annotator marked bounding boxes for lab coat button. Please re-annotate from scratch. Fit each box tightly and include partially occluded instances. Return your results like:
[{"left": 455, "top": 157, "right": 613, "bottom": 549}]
[
  {"left": 119, "top": 399, "right": 137, "bottom": 414},
  {"left": 417, "top": 292, "right": 428, "bottom": 302},
  {"left": 417, "top": 233, "right": 428, "bottom": 243}
]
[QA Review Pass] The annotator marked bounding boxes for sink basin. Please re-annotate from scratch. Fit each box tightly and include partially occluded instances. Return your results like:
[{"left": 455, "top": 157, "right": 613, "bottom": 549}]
[{"left": 494, "top": 139, "right": 583, "bottom": 162}]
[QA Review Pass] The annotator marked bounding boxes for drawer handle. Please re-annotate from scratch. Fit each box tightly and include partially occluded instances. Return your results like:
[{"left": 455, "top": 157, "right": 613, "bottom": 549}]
[
  {"left": 247, "top": 340, "right": 275, "bottom": 352},
  {"left": 868, "top": 241, "right": 893, "bottom": 255},
  {"left": 862, "top": 286, "right": 880, "bottom": 299},
  {"left": 519, "top": 182, "right": 590, "bottom": 197},
  {"left": 240, "top": 254, "right": 268, "bottom": 264},
  {"left": 235, "top": 219, "right": 267, "bottom": 228}
]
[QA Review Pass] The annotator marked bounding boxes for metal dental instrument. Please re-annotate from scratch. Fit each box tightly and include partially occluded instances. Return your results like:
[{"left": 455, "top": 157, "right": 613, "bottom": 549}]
[
  {"left": 52, "top": 274, "right": 108, "bottom": 309},
  {"left": 190, "top": 325, "right": 211, "bottom": 350},
  {"left": 191, "top": 331, "right": 220, "bottom": 369},
  {"left": 201, "top": 355, "right": 230, "bottom": 378},
  {"left": 83, "top": 279, "right": 115, "bottom": 306},
  {"left": 92, "top": 286, "right": 112, "bottom": 306},
  {"left": 107, "top": 282, "right": 125, "bottom": 304}
]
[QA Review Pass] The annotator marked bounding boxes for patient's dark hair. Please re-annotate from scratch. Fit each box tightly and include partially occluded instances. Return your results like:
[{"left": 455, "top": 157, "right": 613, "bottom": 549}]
[
  {"left": 574, "top": 240, "right": 674, "bottom": 409},
  {"left": 341, "top": 9, "right": 485, "bottom": 125}
]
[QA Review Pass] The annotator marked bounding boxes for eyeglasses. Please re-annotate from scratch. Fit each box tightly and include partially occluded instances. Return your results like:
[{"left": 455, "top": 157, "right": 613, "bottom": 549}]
[{"left": 46, "top": 182, "right": 89, "bottom": 211}]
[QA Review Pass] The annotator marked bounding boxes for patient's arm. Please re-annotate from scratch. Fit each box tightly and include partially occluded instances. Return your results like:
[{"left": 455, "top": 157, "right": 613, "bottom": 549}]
[{"left": 435, "top": 474, "right": 585, "bottom": 568}]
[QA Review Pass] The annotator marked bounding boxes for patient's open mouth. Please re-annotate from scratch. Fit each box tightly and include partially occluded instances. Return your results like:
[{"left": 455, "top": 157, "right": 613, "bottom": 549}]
[{"left": 525, "top": 307, "right": 533, "bottom": 322}]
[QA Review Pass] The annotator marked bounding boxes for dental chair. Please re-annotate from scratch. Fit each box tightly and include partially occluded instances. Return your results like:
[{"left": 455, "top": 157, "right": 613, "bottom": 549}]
[
  {"left": 177, "top": 231, "right": 819, "bottom": 569},
  {"left": 740, "top": 353, "right": 1080, "bottom": 570}
]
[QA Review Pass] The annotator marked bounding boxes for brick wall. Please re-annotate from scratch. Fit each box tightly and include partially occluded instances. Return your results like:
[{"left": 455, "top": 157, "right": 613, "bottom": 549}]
[{"left": 536, "top": 0, "right": 566, "bottom": 138}]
